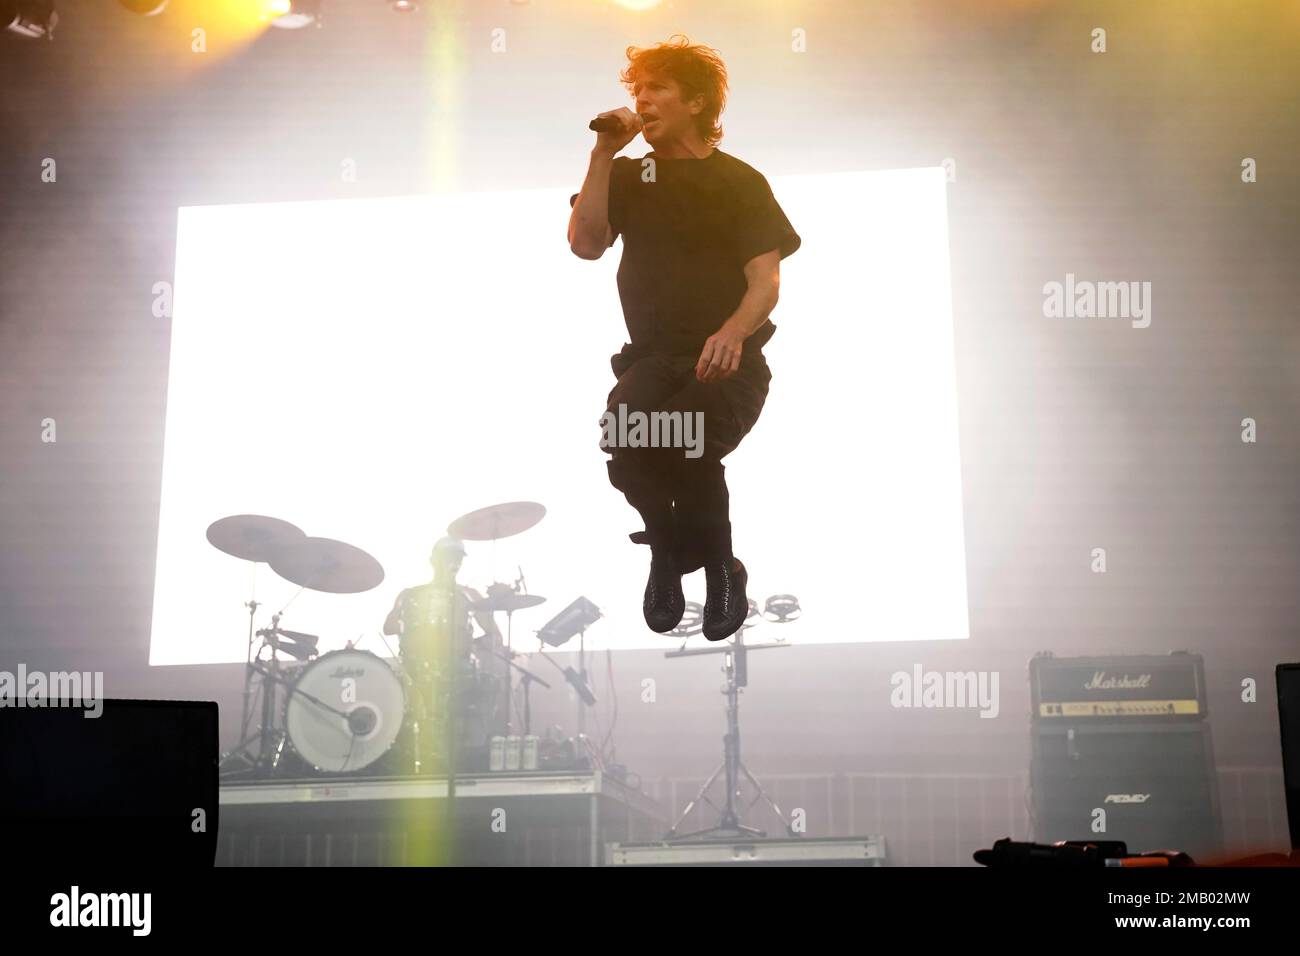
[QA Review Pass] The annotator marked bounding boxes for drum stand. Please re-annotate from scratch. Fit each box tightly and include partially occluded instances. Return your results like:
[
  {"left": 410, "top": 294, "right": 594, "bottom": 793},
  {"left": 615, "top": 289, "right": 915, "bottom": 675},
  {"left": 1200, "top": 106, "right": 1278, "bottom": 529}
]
[
  {"left": 220, "top": 670, "right": 290, "bottom": 777},
  {"left": 501, "top": 603, "right": 518, "bottom": 734},
  {"left": 441, "top": 581, "right": 463, "bottom": 866},
  {"left": 220, "top": 598, "right": 288, "bottom": 778}
]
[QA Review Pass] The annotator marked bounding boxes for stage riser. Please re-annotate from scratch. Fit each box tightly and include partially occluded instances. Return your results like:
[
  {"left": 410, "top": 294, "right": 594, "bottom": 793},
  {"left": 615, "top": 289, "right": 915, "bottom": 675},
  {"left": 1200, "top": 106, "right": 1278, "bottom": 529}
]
[{"left": 218, "top": 774, "right": 665, "bottom": 866}]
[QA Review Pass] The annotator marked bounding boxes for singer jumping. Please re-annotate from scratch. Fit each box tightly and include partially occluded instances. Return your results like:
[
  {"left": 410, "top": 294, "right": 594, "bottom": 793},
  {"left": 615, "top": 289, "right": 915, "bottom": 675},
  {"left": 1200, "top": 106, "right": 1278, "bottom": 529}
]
[{"left": 567, "top": 35, "right": 800, "bottom": 641}]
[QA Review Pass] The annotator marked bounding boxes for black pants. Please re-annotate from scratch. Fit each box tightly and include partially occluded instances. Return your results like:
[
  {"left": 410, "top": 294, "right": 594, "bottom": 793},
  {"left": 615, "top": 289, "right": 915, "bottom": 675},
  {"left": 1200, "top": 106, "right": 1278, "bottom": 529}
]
[{"left": 601, "top": 350, "right": 771, "bottom": 573}]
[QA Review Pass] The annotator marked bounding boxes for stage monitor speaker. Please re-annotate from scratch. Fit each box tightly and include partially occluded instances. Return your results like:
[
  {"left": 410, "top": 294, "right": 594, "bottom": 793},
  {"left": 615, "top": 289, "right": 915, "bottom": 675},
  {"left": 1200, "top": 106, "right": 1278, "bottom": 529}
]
[
  {"left": 0, "top": 698, "right": 219, "bottom": 866},
  {"left": 1276, "top": 663, "right": 1300, "bottom": 852},
  {"left": 1031, "top": 721, "right": 1223, "bottom": 862}
]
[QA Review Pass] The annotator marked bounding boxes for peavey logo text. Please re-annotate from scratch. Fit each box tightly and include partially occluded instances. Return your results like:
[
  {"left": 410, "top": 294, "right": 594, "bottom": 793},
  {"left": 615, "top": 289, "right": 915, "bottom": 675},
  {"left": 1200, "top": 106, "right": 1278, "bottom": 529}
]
[
  {"left": 1083, "top": 671, "right": 1152, "bottom": 691},
  {"left": 50, "top": 886, "right": 151, "bottom": 936},
  {"left": 1104, "top": 794, "right": 1151, "bottom": 804}
]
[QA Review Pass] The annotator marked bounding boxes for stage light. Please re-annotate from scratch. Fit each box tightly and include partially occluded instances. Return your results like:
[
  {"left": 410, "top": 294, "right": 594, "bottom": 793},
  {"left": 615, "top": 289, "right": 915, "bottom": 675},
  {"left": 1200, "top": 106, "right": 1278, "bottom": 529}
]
[
  {"left": 391, "top": 0, "right": 418, "bottom": 11},
  {"left": 537, "top": 597, "right": 603, "bottom": 648},
  {"left": 268, "top": 0, "right": 322, "bottom": 30},
  {"left": 116, "top": 0, "right": 169, "bottom": 14},
  {"left": 2, "top": 0, "right": 57, "bottom": 38}
]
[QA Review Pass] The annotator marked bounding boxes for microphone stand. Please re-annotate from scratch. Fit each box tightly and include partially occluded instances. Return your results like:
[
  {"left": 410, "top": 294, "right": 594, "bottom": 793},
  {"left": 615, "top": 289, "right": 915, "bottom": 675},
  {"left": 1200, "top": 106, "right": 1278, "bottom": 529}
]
[
  {"left": 577, "top": 625, "right": 590, "bottom": 740},
  {"left": 441, "top": 571, "right": 461, "bottom": 866},
  {"left": 536, "top": 637, "right": 597, "bottom": 763},
  {"left": 663, "top": 623, "right": 792, "bottom": 841},
  {"left": 218, "top": 595, "right": 263, "bottom": 777},
  {"left": 487, "top": 652, "right": 554, "bottom": 739}
]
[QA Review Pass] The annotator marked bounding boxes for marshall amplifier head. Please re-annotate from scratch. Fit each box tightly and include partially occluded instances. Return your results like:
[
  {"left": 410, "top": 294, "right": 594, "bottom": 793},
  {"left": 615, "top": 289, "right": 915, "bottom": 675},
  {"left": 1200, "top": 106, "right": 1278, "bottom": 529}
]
[{"left": 1030, "top": 652, "right": 1207, "bottom": 721}]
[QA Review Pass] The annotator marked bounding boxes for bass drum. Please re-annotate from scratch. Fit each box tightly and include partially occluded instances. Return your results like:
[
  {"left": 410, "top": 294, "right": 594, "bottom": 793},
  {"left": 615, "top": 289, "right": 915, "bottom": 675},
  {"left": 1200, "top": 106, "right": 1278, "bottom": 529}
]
[{"left": 284, "top": 649, "right": 405, "bottom": 773}]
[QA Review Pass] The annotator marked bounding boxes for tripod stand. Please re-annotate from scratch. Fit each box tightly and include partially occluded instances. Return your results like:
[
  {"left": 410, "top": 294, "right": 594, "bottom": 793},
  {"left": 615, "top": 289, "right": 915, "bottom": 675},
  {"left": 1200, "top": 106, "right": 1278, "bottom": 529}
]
[
  {"left": 220, "top": 604, "right": 304, "bottom": 778},
  {"left": 664, "top": 615, "right": 793, "bottom": 840}
]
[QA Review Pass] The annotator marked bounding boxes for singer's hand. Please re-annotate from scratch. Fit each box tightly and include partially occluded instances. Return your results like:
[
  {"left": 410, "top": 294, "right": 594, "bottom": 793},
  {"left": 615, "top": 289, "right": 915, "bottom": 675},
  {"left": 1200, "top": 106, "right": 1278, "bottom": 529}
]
[
  {"left": 695, "top": 325, "right": 745, "bottom": 383},
  {"left": 593, "top": 107, "right": 642, "bottom": 156}
]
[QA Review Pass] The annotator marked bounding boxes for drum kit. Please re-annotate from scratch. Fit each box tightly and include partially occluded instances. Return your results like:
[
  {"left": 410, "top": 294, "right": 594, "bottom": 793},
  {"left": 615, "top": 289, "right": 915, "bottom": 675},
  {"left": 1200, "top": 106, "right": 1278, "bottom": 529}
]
[{"left": 213, "top": 502, "right": 552, "bottom": 779}]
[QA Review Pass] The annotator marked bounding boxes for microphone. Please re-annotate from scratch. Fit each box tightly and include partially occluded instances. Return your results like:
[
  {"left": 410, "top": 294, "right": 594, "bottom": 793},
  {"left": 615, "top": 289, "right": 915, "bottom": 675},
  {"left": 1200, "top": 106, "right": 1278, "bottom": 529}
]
[{"left": 589, "top": 113, "right": 642, "bottom": 133}]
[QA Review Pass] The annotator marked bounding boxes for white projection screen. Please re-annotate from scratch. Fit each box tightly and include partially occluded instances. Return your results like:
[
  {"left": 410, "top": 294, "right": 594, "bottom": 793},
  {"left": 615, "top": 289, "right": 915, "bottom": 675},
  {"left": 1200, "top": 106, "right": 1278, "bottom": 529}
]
[{"left": 150, "top": 166, "right": 967, "bottom": 665}]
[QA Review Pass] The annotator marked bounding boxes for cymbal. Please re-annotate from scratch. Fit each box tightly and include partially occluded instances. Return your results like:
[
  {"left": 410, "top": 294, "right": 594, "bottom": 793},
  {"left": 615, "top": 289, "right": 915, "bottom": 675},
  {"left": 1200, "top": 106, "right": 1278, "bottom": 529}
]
[
  {"left": 268, "top": 536, "right": 385, "bottom": 594},
  {"left": 447, "top": 501, "right": 545, "bottom": 541},
  {"left": 206, "top": 514, "right": 305, "bottom": 563},
  {"left": 470, "top": 591, "right": 547, "bottom": 614}
]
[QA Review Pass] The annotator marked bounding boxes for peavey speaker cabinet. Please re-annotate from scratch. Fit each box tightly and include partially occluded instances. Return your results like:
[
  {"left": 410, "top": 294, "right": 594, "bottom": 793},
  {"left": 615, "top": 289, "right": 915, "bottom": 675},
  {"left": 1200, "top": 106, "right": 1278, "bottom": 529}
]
[{"left": 1029, "top": 652, "right": 1223, "bottom": 861}]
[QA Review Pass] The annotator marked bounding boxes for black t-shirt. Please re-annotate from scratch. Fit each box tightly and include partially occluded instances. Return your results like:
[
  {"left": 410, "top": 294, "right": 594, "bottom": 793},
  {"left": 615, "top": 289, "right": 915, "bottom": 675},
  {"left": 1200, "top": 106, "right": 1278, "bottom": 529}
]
[
  {"left": 393, "top": 582, "right": 473, "bottom": 661},
  {"left": 571, "top": 149, "right": 800, "bottom": 362}
]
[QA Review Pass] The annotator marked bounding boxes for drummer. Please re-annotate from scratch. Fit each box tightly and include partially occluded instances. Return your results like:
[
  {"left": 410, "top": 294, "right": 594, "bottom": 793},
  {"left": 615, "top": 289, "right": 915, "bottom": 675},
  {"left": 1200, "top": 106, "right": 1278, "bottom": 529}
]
[{"left": 382, "top": 536, "right": 505, "bottom": 664}]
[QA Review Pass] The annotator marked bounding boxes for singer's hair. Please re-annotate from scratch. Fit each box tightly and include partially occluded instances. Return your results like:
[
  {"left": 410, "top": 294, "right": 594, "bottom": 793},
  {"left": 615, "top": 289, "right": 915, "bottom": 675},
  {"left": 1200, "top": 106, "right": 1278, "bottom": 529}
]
[{"left": 620, "top": 35, "right": 728, "bottom": 148}]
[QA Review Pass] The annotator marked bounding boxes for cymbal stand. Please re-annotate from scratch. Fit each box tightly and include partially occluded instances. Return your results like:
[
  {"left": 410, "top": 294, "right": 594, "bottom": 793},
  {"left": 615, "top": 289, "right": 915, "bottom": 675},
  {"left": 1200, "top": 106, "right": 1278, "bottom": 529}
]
[
  {"left": 536, "top": 638, "right": 596, "bottom": 746},
  {"left": 503, "top": 603, "right": 515, "bottom": 734},
  {"left": 219, "top": 595, "right": 265, "bottom": 776}
]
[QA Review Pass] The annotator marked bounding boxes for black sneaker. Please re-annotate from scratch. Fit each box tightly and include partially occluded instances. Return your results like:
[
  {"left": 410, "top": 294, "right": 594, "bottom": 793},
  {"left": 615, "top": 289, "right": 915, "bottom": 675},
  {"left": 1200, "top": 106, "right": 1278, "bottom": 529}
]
[
  {"left": 703, "top": 556, "right": 748, "bottom": 641},
  {"left": 643, "top": 549, "right": 685, "bottom": 633}
]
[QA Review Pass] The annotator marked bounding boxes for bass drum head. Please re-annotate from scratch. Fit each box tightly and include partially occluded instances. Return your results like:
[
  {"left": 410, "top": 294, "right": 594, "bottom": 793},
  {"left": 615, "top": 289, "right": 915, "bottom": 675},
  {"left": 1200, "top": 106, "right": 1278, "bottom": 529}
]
[{"left": 285, "top": 650, "right": 405, "bottom": 773}]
